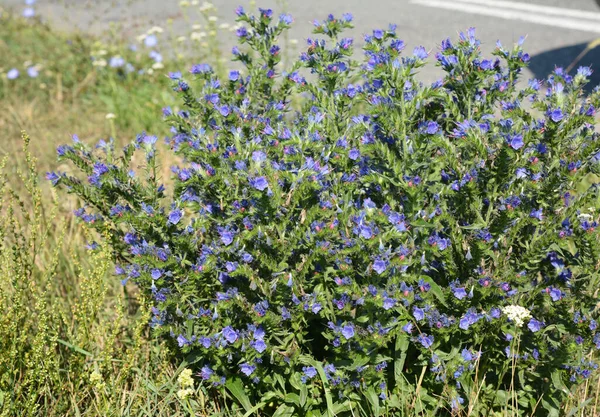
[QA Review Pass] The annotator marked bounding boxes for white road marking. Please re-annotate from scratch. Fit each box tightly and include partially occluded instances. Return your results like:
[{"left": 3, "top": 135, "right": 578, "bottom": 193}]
[
  {"left": 410, "top": 0, "right": 600, "bottom": 33},
  {"left": 455, "top": 0, "right": 600, "bottom": 22}
]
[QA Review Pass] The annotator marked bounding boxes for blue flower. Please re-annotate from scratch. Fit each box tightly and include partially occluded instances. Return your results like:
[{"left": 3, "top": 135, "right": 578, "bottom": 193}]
[
  {"left": 549, "top": 287, "right": 563, "bottom": 301},
  {"left": 144, "top": 34, "right": 158, "bottom": 47},
  {"left": 373, "top": 29, "right": 384, "bottom": 40},
  {"left": 229, "top": 70, "right": 240, "bottom": 81},
  {"left": 530, "top": 208, "right": 543, "bottom": 221},
  {"left": 7, "top": 68, "right": 19, "bottom": 80},
  {"left": 190, "top": 63, "right": 212, "bottom": 74},
  {"left": 252, "top": 151, "right": 267, "bottom": 163},
  {"left": 419, "top": 121, "right": 440, "bottom": 135},
  {"left": 177, "top": 334, "right": 192, "bottom": 347},
  {"left": 252, "top": 339, "right": 267, "bottom": 353},
  {"left": 279, "top": 13, "right": 293, "bottom": 25},
  {"left": 516, "top": 168, "right": 529, "bottom": 179},
  {"left": 302, "top": 366, "right": 317, "bottom": 382},
  {"left": 577, "top": 66, "right": 593, "bottom": 77},
  {"left": 509, "top": 134, "right": 524, "bottom": 150},
  {"left": 383, "top": 297, "right": 396, "bottom": 310},
  {"left": 219, "top": 228, "right": 235, "bottom": 246},
  {"left": 348, "top": 148, "right": 360, "bottom": 160},
  {"left": 413, "top": 306, "right": 425, "bottom": 321},
  {"left": 27, "top": 66, "right": 39, "bottom": 78},
  {"left": 240, "top": 363, "right": 256, "bottom": 376},
  {"left": 341, "top": 324, "right": 355, "bottom": 340},
  {"left": 259, "top": 8, "right": 273, "bottom": 18},
  {"left": 109, "top": 56, "right": 125, "bottom": 68},
  {"left": 373, "top": 258, "right": 387, "bottom": 275},
  {"left": 413, "top": 46, "right": 428, "bottom": 60},
  {"left": 417, "top": 333, "right": 434, "bottom": 348},
  {"left": 250, "top": 176, "right": 269, "bottom": 191},
  {"left": 528, "top": 318, "right": 544, "bottom": 332},
  {"left": 168, "top": 208, "right": 183, "bottom": 224},
  {"left": 149, "top": 50, "right": 162, "bottom": 63},
  {"left": 548, "top": 108, "right": 564, "bottom": 122},
  {"left": 453, "top": 287, "right": 468, "bottom": 300},
  {"left": 459, "top": 310, "right": 481, "bottom": 330},
  {"left": 218, "top": 105, "right": 230, "bottom": 117},
  {"left": 200, "top": 366, "right": 213, "bottom": 380},
  {"left": 461, "top": 349, "right": 473, "bottom": 361},
  {"left": 253, "top": 300, "right": 269, "bottom": 316},
  {"left": 22, "top": 7, "right": 35, "bottom": 18},
  {"left": 45, "top": 171, "right": 62, "bottom": 186},
  {"left": 222, "top": 326, "right": 238, "bottom": 343}
]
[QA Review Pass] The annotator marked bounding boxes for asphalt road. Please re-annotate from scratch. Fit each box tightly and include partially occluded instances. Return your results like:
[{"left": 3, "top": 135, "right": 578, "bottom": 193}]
[{"left": 5, "top": 0, "right": 600, "bottom": 86}]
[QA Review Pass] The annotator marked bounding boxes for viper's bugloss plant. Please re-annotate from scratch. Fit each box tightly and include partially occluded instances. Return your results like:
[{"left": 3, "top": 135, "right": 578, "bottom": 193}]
[{"left": 50, "top": 7, "right": 600, "bottom": 416}]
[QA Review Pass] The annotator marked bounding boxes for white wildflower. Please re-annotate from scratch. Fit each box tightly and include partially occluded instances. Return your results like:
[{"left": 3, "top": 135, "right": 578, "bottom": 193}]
[
  {"left": 147, "top": 26, "right": 164, "bottom": 34},
  {"left": 90, "top": 370, "right": 106, "bottom": 389},
  {"left": 199, "top": 1, "right": 214, "bottom": 12},
  {"left": 105, "top": 113, "right": 116, "bottom": 120},
  {"left": 90, "top": 370, "right": 102, "bottom": 384},
  {"left": 190, "top": 31, "right": 206, "bottom": 41},
  {"left": 502, "top": 305, "right": 531, "bottom": 328},
  {"left": 178, "top": 368, "right": 194, "bottom": 388},
  {"left": 177, "top": 388, "right": 194, "bottom": 399}
]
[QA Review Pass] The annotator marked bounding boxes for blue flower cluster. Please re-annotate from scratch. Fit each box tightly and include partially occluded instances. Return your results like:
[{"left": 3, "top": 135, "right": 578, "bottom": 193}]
[{"left": 49, "top": 6, "right": 600, "bottom": 416}]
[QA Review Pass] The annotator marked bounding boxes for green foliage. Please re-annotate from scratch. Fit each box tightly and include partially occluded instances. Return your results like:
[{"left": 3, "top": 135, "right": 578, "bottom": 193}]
[{"left": 49, "top": 7, "right": 600, "bottom": 417}]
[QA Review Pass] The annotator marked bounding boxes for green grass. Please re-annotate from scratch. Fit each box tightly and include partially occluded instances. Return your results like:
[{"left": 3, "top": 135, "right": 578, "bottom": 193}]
[{"left": 0, "top": 10, "right": 222, "bottom": 417}]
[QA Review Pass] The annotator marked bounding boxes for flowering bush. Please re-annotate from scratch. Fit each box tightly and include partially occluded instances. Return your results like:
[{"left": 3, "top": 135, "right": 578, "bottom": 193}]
[{"left": 49, "top": 6, "right": 600, "bottom": 416}]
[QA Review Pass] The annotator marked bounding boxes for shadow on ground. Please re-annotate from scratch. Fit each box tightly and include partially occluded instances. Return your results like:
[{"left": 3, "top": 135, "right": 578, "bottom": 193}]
[{"left": 529, "top": 40, "right": 600, "bottom": 93}]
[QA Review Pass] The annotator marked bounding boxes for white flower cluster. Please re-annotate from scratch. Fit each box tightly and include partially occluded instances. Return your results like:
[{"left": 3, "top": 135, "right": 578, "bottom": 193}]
[
  {"left": 176, "top": 368, "right": 195, "bottom": 400},
  {"left": 502, "top": 305, "right": 531, "bottom": 327}
]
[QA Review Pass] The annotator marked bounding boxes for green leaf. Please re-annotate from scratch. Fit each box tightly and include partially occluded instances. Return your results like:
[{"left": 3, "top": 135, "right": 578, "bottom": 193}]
[
  {"left": 365, "top": 387, "right": 381, "bottom": 417},
  {"left": 272, "top": 404, "right": 295, "bottom": 417},
  {"left": 542, "top": 397, "right": 560, "bottom": 417},
  {"left": 394, "top": 333, "right": 409, "bottom": 388},
  {"left": 284, "top": 393, "right": 301, "bottom": 407},
  {"left": 419, "top": 275, "right": 448, "bottom": 308},
  {"left": 225, "top": 377, "right": 253, "bottom": 413},
  {"left": 551, "top": 370, "right": 569, "bottom": 395},
  {"left": 242, "top": 402, "right": 267, "bottom": 417},
  {"left": 566, "top": 239, "right": 578, "bottom": 257},
  {"left": 299, "top": 380, "right": 308, "bottom": 407},
  {"left": 299, "top": 356, "right": 334, "bottom": 417},
  {"left": 410, "top": 219, "right": 435, "bottom": 228}
]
